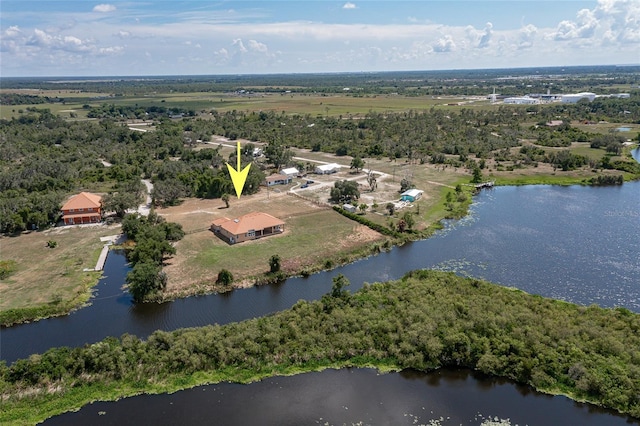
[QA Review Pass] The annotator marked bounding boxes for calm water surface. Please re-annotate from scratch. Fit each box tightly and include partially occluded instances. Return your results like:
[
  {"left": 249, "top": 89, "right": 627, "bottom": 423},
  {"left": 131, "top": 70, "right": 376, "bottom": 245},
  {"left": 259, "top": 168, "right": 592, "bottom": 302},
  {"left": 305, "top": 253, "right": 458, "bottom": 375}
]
[
  {"left": 2, "top": 181, "right": 639, "bottom": 363},
  {"left": 45, "top": 368, "right": 638, "bottom": 426}
]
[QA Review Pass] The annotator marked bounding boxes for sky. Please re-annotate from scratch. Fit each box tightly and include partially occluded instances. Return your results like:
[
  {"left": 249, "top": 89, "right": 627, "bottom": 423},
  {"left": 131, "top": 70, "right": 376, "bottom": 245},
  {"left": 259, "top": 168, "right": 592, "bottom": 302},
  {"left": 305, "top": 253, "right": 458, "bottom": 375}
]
[{"left": 1, "top": 0, "right": 639, "bottom": 77}]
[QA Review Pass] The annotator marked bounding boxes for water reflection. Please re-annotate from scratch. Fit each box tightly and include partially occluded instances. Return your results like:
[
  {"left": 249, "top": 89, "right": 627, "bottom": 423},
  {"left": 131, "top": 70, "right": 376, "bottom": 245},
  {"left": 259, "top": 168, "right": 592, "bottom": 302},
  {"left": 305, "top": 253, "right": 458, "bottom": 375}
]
[{"left": 44, "top": 369, "right": 638, "bottom": 426}]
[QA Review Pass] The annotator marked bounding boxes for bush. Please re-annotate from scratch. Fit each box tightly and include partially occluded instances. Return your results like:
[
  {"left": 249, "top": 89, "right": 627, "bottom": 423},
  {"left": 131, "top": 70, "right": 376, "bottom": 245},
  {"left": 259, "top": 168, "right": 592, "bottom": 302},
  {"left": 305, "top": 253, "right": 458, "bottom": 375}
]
[
  {"left": 216, "top": 269, "right": 234, "bottom": 286},
  {"left": 269, "top": 254, "right": 281, "bottom": 273},
  {"left": 589, "top": 175, "right": 623, "bottom": 186},
  {"left": 46, "top": 240, "right": 57, "bottom": 249}
]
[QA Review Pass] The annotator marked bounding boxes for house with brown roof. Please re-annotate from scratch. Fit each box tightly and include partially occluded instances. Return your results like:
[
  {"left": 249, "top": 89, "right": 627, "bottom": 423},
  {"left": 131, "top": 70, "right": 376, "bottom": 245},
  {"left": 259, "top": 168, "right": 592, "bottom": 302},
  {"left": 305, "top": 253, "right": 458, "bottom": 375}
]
[
  {"left": 61, "top": 192, "right": 102, "bottom": 225},
  {"left": 211, "top": 212, "right": 284, "bottom": 244}
]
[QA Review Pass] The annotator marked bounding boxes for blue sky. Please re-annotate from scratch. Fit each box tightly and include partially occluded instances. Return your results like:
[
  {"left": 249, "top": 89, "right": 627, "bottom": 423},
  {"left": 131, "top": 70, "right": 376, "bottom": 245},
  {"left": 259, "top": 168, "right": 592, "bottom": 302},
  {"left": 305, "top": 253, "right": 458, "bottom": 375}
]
[{"left": 1, "top": 1, "right": 638, "bottom": 76}]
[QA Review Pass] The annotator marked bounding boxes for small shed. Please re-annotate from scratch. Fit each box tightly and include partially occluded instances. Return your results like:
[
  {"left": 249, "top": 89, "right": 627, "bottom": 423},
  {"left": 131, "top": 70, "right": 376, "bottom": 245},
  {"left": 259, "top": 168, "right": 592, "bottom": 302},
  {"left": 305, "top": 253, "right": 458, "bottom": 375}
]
[
  {"left": 343, "top": 203, "right": 357, "bottom": 213},
  {"left": 400, "top": 189, "right": 423, "bottom": 202},
  {"left": 281, "top": 167, "right": 300, "bottom": 177}
]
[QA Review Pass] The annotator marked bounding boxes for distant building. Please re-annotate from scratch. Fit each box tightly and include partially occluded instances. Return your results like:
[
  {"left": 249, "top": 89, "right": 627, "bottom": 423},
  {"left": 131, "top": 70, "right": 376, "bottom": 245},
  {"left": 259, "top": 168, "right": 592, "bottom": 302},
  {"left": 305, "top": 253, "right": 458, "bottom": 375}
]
[
  {"left": 61, "top": 192, "right": 102, "bottom": 225},
  {"left": 315, "top": 163, "right": 340, "bottom": 174},
  {"left": 561, "top": 92, "right": 596, "bottom": 103},
  {"left": 263, "top": 173, "right": 292, "bottom": 187},
  {"left": 400, "top": 189, "right": 423, "bottom": 202},
  {"left": 503, "top": 96, "right": 539, "bottom": 105},
  {"left": 211, "top": 212, "right": 284, "bottom": 245}
]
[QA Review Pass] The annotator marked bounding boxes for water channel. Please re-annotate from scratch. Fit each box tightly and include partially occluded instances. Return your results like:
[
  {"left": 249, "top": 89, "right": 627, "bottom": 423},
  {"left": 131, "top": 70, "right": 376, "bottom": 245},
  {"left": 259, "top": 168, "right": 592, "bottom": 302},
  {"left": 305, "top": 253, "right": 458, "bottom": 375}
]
[{"left": 6, "top": 148, "right": 640, "bottom": 424}]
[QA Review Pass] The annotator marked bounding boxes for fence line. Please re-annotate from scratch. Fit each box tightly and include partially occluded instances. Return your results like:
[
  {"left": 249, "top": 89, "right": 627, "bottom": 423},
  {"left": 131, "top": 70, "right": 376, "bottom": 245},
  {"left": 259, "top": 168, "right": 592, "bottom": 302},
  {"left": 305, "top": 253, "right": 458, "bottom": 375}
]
[
  {"left": 287, "top": 191, "right": 332, "bottom": 208},
  {"left": 185, "top": 226, "right": 211, "bottom": 235}
]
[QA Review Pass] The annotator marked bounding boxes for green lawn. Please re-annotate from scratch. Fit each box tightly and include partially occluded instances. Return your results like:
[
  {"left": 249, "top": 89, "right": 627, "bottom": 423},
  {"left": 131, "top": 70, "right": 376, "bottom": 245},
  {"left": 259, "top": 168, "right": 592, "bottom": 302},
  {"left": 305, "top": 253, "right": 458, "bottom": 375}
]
[{"left": 175, "top": 210, "right": 384, "bottom": 286}]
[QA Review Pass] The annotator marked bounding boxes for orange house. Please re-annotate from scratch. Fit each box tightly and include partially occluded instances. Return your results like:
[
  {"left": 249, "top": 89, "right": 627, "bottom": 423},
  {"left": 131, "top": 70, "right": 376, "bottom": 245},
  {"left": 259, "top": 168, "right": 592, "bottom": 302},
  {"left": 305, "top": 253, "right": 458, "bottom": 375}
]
[
  {"left": 211, "top": 212, "right": 284, "bottom": 244},
  {"left": 61, "top": 192, "right": 102, "bottom": 225}
]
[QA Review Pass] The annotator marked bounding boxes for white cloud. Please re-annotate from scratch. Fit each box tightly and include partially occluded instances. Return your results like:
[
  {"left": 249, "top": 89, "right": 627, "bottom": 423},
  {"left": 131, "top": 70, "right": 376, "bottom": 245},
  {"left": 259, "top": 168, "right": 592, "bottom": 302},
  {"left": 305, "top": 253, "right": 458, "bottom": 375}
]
[
  {"left": 343, "top": 2, "right": 357, "bottom": 10},
  {"left": 4, "top": 25, "right": 23, "bottom": 38},
  {"left": 465, "top": 22, "right": 493, "bottom": 49},
  {"left": 552, "top": 8, "right": 598, "bottom": 40},
  {"left": 93, "top": 4, "right": 116, "bottom": 13},
  {"left": 247, "top": 39, "right": 268, "bottom": 53},
  {"left": 99, "top": 46, "right": 124, "bottom": 54},
  {"left": 432, "top": 35, "right": 456, "bottom": 53},
  {"left": 549, "top": 0, "right": 640, "bottom": 45},
  {"left": 478, "top": 22, "right": 493, "bottom": 48},
  {"left": 594, "top": 0, "right": 640, "bottom": 44},
  {"left": 517, "top": 24, "right": 538, "bottom": 49},
  {"left": 214, "top": 38, "right": 278, "bottom": 67}
]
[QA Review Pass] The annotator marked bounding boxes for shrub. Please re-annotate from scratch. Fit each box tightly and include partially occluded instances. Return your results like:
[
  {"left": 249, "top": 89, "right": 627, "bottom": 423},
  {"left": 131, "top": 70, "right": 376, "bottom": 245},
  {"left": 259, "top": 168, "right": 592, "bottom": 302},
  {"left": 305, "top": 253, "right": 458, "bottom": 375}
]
[
  {"left": 269, "top": 254, "right": 281, "bottom": 273},
  {"left": 216, "top": 269, "right": 234, "bottom": 287}
]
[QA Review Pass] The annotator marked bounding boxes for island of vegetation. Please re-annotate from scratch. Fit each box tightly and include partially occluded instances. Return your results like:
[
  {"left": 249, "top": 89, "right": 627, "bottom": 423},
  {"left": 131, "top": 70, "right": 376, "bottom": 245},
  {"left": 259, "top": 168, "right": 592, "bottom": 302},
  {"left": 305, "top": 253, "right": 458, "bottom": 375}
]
[{"left": 1, "top": 270, "right": 639, "bottom": 425}]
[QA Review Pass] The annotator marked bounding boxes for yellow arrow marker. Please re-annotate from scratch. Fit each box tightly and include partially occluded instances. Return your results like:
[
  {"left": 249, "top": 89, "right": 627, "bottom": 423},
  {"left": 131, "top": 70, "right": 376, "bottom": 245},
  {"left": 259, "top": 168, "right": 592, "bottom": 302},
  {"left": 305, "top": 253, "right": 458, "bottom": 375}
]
[{"left": 226, "top": 141, "right": 251, "bottom": 198}]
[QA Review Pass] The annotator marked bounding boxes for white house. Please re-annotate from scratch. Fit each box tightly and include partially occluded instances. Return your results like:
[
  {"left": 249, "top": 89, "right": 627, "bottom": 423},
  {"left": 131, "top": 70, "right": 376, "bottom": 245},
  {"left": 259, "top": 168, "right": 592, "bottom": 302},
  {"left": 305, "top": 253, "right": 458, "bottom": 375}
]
[
  {"left": 263, "top": 173, "right": 292, "bottom": 187},
  {"left": 315, "top": 163, "right": 340, "bottom": 174},
  {"left": 400, "top": 189, "right": 423, "bottom": 202},
  {"left": 281, "top": 167, "right": 299, "bottom": 177}
]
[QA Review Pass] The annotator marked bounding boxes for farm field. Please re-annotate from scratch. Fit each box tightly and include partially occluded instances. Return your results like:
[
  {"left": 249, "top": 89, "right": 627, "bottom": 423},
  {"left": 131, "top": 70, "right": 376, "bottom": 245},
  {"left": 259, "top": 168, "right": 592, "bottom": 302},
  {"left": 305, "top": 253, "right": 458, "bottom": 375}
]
[{"left": 0, "top": 90, "right": 490, "bottom": 120}]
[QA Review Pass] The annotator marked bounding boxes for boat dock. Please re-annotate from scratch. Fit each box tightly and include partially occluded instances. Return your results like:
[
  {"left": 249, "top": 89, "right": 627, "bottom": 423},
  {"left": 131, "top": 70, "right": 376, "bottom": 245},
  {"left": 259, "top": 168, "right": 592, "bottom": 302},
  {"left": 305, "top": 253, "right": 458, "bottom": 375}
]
[
  {"left": 475, "top": 181, "right": 495, "bottom": 189},
  {"left": 83, "top": 234, "right": 123, "bottom": 272}
]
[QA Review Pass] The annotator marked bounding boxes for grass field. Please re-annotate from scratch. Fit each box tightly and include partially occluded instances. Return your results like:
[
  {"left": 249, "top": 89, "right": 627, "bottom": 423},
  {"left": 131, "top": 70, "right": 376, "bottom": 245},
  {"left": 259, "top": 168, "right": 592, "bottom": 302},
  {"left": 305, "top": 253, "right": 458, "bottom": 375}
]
[
  {"left": 158, "top": 193, "right": 384, "bottom": 296},
  {"left": 0, "top": 91, "right": 487, "bottom": 120},
  {"left": 0, "top": 224, "right": 121, "bottom": 322}
]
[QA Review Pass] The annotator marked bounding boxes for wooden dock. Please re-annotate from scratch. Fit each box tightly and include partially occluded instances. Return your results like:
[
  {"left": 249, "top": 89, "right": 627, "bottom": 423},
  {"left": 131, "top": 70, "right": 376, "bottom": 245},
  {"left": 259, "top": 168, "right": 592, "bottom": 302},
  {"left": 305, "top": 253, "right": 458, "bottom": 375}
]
[
  {"left": 94, "top": 244, "right": 110, "bottom": 271},
  {"left": 475, "top": 181, "right": 495, "bottom": 189}
]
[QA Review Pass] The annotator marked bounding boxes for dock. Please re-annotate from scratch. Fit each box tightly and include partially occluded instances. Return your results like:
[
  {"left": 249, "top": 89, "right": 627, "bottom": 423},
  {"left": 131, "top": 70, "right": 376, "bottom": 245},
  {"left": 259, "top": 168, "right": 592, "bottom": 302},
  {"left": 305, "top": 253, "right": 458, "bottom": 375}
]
[
  {"left": 475, "top": 181, "right": 495, "bottom": 189},
  {"left": 94, "top": 244, "right": 110, "bottom": 271},
  {"left": 83, "top": 234, "right": 123, "bottom": 272}
]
